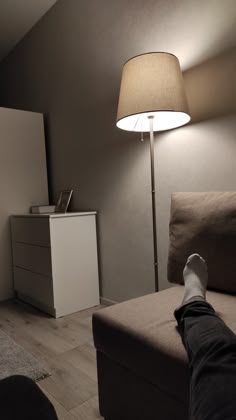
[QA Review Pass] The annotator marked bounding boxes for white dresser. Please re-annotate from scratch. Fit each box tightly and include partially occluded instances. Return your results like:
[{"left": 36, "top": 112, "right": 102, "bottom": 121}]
[{"left": 11, "top": 212, "right": 100, "bottom": 318}]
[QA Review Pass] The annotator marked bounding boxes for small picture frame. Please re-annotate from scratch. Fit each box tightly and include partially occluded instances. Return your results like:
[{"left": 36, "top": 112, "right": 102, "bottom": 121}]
[{"left": 55, "top": 190, "right": 73, "bottom": 213}]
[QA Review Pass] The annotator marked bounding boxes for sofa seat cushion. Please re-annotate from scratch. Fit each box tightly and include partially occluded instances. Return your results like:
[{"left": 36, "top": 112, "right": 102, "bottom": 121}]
[{"left": 93, "top": 286, "right": 236, "bottom": 406}]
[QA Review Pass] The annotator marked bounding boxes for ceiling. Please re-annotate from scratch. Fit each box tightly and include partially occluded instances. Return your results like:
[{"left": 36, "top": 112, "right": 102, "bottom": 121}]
[
  {"left": 0, "top": 0, "right": 58, "bottom": 62},
  {"left": 0, "top": 0, "right": 235, "bottom": 74}
]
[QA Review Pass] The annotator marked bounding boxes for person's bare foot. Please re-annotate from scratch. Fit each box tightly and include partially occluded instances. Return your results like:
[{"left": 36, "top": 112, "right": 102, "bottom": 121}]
[{"left": 182, "top": 253, "right": 208, "bottom": 304}]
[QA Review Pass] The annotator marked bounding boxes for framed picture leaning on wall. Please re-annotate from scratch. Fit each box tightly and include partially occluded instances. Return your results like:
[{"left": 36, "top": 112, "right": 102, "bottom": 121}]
[{"left": 55, "top": 190, "right": 73, "bottom": 213}]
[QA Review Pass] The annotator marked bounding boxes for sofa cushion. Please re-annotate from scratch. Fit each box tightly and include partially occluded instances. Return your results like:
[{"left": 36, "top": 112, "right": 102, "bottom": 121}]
[
  {"left": 93, "top": 286, "right": 236, "bottom": 406},
  {"left": 168, "top": 192, "right": 236, "bottom": 292}
]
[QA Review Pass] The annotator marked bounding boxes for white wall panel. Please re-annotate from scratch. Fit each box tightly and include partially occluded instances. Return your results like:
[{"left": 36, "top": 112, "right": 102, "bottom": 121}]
[{"left": 0, "top": 107, "right": 48, "bottom": 300}]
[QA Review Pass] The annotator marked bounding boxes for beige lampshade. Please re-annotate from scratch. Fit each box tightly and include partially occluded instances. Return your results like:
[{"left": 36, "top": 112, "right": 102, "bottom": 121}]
[{"left": 116, "top": 52, "right": 191, "bottom": 132}]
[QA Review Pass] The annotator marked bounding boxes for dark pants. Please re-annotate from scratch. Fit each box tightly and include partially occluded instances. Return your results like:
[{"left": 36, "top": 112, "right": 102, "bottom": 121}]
[
  {"left": 174, "top": 299, "right": 236, "bottom": 420},
  {"left": 0, "top": 375, "right": 58, "bottom": 419}
]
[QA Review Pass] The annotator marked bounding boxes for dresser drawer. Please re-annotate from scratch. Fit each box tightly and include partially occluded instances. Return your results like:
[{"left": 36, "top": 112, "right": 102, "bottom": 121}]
[
  {"left": 14, "top": 266, "right": 54, "bottom": 307},
  {"left": 13, "top": 242, "right": 52, "bottom": 277},
  {"left": 11, "top": 217, "right": 50, "bottom": 246}
]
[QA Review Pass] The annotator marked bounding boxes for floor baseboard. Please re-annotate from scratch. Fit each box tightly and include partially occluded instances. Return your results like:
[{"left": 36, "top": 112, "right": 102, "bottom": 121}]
[{"left": 100, "top": 297, "right": 117, "bottom": 306}]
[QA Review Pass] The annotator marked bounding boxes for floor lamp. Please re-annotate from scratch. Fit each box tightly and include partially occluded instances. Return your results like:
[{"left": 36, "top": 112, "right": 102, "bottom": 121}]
[{"left": 116, "top": 52, "right": 191, "bottom": 292}]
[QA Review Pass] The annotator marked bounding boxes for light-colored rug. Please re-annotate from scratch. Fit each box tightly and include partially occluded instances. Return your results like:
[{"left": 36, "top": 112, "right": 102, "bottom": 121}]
[{"left": 0, "top": 329, "right": 50, "bottom": 382}]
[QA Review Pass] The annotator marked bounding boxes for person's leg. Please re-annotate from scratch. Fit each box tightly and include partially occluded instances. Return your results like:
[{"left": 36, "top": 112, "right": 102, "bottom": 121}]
[
  {"left": 0, "top": 375, "right": 58, "bottom": 419},
  {"left": 174, "top": 254, "right": 236, "bottom": 420}
]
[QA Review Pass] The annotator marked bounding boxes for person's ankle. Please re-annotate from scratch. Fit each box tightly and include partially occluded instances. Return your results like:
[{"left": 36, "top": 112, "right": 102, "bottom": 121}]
[{"left": 182, "top": 253, "right": 208, "bottom": 304}]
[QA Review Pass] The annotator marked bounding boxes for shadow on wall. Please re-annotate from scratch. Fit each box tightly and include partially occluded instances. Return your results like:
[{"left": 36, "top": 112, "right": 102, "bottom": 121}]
[{"left": 183, "top": 46, "right": 236, "bottom": 124}]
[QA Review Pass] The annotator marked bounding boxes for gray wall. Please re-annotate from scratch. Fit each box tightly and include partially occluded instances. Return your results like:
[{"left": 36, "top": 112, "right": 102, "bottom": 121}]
[
  {"left": 0, "top": 0, "right": 235, "bottom": 302},
  {"left": 157, "top": 48, "right": 236, "bottom": 290}
]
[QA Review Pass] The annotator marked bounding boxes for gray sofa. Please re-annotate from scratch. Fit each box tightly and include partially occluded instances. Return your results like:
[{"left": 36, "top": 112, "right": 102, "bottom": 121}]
[{"left": 93, "top": 192, "right": 236, "bottom": 420}]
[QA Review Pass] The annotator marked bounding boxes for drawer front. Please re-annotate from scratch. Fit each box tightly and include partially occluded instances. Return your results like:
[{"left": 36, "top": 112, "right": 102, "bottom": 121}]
[
  {"left": 11, "top": 217, "right": 50, "bottom": 246},
  {"left": 14, "top": 266, "right": 54, "bottom": 307},
  {"left": 13, "top": 242, "right": 52, "bottom": 277}
]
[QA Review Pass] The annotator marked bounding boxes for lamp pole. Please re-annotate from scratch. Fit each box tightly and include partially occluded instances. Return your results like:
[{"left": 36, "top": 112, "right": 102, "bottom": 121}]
[{"left": 148, "top": 115, "right": 159, "bottom": 292}]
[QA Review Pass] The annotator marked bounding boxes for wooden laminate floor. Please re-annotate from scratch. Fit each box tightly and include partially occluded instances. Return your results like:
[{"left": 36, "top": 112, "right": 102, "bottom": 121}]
[{"left": 0, "top": 300, "right": 105, "bottom": 420}]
